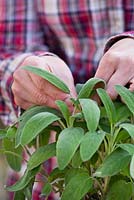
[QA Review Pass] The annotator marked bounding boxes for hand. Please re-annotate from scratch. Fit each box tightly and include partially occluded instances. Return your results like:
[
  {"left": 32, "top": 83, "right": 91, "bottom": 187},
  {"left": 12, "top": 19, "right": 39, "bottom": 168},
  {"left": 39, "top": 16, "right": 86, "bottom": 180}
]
[
  {"left": 95, "top": 38, "right": 134, "bottom": 99},
  {"left": 12, "top": 55, "right": 76, "bottom": 110}
]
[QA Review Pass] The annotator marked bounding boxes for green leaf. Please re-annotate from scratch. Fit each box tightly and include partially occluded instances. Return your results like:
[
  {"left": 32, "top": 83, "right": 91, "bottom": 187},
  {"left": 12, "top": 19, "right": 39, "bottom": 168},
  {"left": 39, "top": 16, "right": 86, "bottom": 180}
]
[
  {"left": 28, "top": 143, "right": 56, "bottom": 170},
  {"left": 3, "top": 138, "right": 22, "bottom": 171},
  {"left": 65, "top": 168, "right": 88, "bottom": 185},
  {"left": 114, "top": 102, "right": 131, "bottom": 123},
  {"left": 80, "top": 99, "right": 100, "bottom": 132},
  {"left": 115, "top": 129, "right": 129, "bottom": 143},
  {"left": 115, "top": 85, "right": 134, "bottom": 115},
  {"left": 61, "top": 172, "right": 93, "bottom": 200},
  {"left": 94, "top": 148, "right": 131, "bottom": 177},
  {"left": 20, "top": 112, "right": 60, "bottom": 145},
  {"left": 130, "top": 154, "right": 134, "bottom": 179},
  {"left": 48, "top": 167, "right": 67, "bottom": 182},
  {"left": 56, "top": 127, "right": 84, "bottom": 170},
  {"left": 118, "top": 144, "right": 134, "bottom": 155},
  {"left": 80, "top": 131, "right": 105, "bottom": 161},
  {"left": 119, "top": 123, "right": 134, "bottom": 139},
  {"left": 16, "top": 105, "right": 60, "bottom": 147},
  {"left": 6, "top": 126, "right": 17, "bottom": 139},
  {"left": 76, "top": 83, "right": 83, "bottom": 95},
  {"left": 14, "top": 191, "right": 25, "bottom": 200},
  {"left": 41, "top": 182, "right": 52, "bottom": 197},
  {"left": 23, "top": 66, "right": 70, "bottom": 93},
  {"left": 56, "top": 100, "right": 70, "bottom": 125},
  {"left": 23, "top": 177, "right": 35, "bottom": 199},
  {"left": 39, "top": 129, "right": 50, "bottom": 146},
  {"left": 106, "top": 180, "right": 132, "bottom": 200},
  {"left": 78, "top": 77, "right": 105, "bottom": 99},
  {"left": 97, "top": 88, "right": 116, "bottom": 124},
  {"left": 72, "top": 149, "right": 82, "bottom": 168},
  {"left": 0, "top": 129, "right": 7, "bottom": 139},
  {"left": 6, "top": 166, "right": 39, "bottom": 191}
]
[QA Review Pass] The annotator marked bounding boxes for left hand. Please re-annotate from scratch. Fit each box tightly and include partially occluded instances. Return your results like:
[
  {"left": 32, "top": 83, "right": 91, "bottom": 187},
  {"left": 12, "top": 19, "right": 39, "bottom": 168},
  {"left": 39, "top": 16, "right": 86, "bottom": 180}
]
[{"left": 95, "top": 38, "right": 134, "bottom": 100}]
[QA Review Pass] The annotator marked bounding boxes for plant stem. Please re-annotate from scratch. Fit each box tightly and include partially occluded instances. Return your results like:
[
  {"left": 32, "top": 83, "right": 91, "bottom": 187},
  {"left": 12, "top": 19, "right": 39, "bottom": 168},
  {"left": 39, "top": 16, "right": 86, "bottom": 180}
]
[
  {"left": 94, "top": 178, "right": 104, "bottom": 195},
  {"left": 58, "top": 119, "right": 66, "bottom": 129},
  {"left": 36, "top": 135, "right": 40, "bottom": 149},
  {"left": 103, "top": 176, "right": 110, "bottom": 194},
  {"left": 23, "top": 146, "right": 32, "bottom": 157}
]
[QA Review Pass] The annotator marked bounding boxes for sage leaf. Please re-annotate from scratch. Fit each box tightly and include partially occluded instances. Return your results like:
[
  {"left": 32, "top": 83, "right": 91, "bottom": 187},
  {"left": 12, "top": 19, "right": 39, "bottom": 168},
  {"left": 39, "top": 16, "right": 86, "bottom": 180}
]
[
  {"left": 56, "top": 100, "right": 70, "bottom": 126},
  {"left": 20, "top": 112, "right": 60, "bottom": 145},
  {"left": 56, "top": 127, "right": 84, "bottom": 170},
  {"left": 6, "top": 126, "right": 17, "bottom": 139},
  {"left": 97, "top": 88, "right": 116, "bottom": 125},
  {"left": 114, "top": 102, "right": 131, "bottom": 123},
  {"left": 28, "top": 143, "right": 56, "bottom": 170},
  {"left": 0, "top": 129, "right": 7, "bottom": 139},
  {"left": 41, "top": 182, "right": 52, "bottom": 197},
  {"left": 72, "top": 149, "right": 82, "bottom": 168},
  {"left": 48, "top": 167, "right": 67, "bottom": 183},
  {"left": 118, "top": 144, "right": 134, "bottom": 155},
  {"left": 130, "top": 154, "right": 134, "bottom": 179},
  {"left": 65, "top": 168, "right": 88, "bottom": 185},
  {"left": 115, "top": 85, "right": 134, "bottom": 115},
  {"left": 80, "top": 131, "right": 105, "bottom": 161},
  {"left": 78, "top": 77, "right": 105, "bottom": 99},
  {"left": 80, "top": 99, "right": 100, "bottom": 132},
  {"left": 106, "top": 180, "right": 132, "bottom": 200},
  {"left": 76, "top": 83, "right": 83, "bottom": 95},
  {"left": 14, "top": 191, "right": 25, "bottom": 200},
  {"left": 6, "top": 166, "right": 39, "bottom": 191},
  {"left": 16, "top": 106, "right": 60, "bottom": 147},
  {"left": 3, "top": 138, "right": 22, "bottom": 171},
  {"left": 120, "top": 123, "right": 134, "bottom": 139},
  {"left": 23, "top": 66, "right": 70, "bottom": 93},
  {"left": 61, "top": 172, "right": 93, "bottom": 200},
  {"left": 94, "top": 148, "right": 131, "bottom": 177}
]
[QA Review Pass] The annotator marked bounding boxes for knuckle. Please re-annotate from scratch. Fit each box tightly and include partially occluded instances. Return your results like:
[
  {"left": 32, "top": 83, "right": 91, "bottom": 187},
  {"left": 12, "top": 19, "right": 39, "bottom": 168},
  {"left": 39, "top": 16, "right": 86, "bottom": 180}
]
[
  {"left": 21, "top": 55, "right": 38, "bottom": 65},
  {"left": 13, "top": 69, "right": 20, "bottom": 81},
  {"left": 14, "top": 97, "right": 31, "bottom": 109},
  {"left": 104, "top": 51, "right": 120, "bottom": 66},
  {"left": 34, "top": 91, "right": 47, "bottom": 105},
  {"left": 11, "top": 84, "right": 20, "bottom": 97},
  {"left": 14, "top": 97, "right": 22, "bottom": 106}
]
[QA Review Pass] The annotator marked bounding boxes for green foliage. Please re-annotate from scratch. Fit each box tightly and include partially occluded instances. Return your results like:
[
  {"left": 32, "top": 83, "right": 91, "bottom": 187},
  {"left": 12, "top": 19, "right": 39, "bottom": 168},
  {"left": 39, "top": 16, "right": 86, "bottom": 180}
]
[
  {"left": 1, "top": 66, "right": 134, "bottom": 199},
  {"left": 23, "top": 66, "right": 70, "bottom": 93}
]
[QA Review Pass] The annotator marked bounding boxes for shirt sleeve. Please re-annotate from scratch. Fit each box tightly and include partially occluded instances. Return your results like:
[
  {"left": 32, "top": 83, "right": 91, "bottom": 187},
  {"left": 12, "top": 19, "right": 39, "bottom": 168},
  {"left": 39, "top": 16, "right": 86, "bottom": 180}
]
[
  {"left": 104, "top": 31, "right": 134, "bottom": 53},
  {"left": 0, "top": 51, "right": 58, "bottom": 126},
  {"left": 0, "top": 52, "right": 34, "bottom": 125},
  {"left": 0, "top": 1, "right": 50, "bottom": 125}
]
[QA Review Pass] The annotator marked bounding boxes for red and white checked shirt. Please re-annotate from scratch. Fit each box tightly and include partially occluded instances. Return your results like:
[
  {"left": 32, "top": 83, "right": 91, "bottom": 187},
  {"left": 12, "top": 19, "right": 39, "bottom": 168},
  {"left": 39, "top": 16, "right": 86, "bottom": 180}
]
[{"left": 0, "top": 0, "right": 134, "bottom": 125}]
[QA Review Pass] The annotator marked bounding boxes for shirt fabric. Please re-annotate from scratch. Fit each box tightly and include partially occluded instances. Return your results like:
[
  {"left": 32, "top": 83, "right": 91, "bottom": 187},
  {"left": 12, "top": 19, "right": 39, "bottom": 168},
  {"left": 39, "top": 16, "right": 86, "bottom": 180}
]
[{"left": 1, "top": 0, "right": 134, "bottom": 199}]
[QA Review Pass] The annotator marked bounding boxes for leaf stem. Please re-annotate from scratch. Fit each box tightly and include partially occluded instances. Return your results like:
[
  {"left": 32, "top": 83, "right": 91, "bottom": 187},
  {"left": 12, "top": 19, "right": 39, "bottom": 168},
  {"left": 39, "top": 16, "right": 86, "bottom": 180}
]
[
  {"left": 23, "top": 146, "right": 32, "bottom": 157},
  {"left": 58, "top": 119, "right": 66, "bottom": 129},
  {"left": 103, "top": 176, "right": 110, "bottom": 194}
]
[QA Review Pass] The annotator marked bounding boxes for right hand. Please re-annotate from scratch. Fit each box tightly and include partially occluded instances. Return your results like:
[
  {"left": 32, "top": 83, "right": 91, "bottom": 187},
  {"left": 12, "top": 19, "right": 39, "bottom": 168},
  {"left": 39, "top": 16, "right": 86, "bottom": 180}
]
[{"left": 12, "top": 55, "right": 76, "bottom": 110}]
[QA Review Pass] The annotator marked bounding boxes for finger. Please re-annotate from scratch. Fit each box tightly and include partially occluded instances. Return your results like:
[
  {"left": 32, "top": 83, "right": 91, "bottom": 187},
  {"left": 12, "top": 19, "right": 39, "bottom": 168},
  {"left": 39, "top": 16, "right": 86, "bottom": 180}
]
[
  {"left": 12, "top": 70, "right": 47, "bottom": 104},
  {"left": 106, "top": 68, "right": 132, "bottom": 100},
  {"left": 94, "top": 53, "right": 116, "bottom": 82},
  {"left": 13, "top": 97, "right": 35, "bottom": 110},
  {"left": 129, "top": 78, "right": 134, "bottom": 92}
]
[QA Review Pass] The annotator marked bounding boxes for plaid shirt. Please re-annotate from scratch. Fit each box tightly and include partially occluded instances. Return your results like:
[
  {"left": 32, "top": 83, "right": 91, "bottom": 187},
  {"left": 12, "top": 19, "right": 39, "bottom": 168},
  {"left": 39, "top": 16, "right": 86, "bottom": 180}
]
[{"left": 1, "top": 0, "right": 134, "bottom": 199}]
